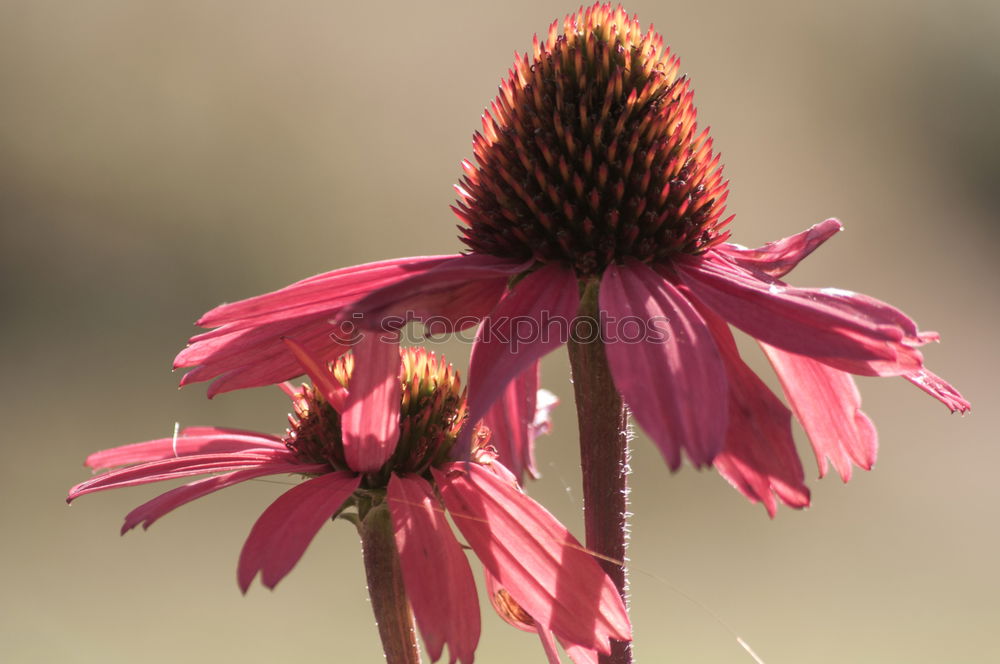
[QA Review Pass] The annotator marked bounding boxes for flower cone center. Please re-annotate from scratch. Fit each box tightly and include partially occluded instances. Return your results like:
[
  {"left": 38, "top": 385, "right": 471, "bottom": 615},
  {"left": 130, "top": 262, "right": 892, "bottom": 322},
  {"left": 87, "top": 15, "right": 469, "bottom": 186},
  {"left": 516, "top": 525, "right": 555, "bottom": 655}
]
[
  {"left": 455, "top": 4, "right": 731, "bottom": 276},
  {"left": 285, "top": 348, "right": 467, "bottom": 481}
]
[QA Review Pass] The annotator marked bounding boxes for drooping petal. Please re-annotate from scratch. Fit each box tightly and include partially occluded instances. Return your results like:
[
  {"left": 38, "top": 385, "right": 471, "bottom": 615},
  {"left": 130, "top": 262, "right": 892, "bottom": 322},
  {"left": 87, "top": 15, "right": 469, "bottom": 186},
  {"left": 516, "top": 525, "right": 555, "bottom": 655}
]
[
  {"left": 341, "top": 334, "right": 402, "bottom": 473},
  {"left": 387, "top": 475, "right": 480, "bottom": 664},
  {"left": 691, "top": 300, "right": 809, "bottom": 516},
  {"left": 178, "top": 319, "right": 352, "bottom": 397},
  {"left": 536, "top": 630, "right": 564, "bottom": 664},
  {"left": 600, "top": 262, "right": 728, "bottom": 469},
  {"left": 197, "top": 255, "right": 459, "bottom": 330},
  {"left": 904, "top": 368, "right": 971, "bottom": 413},
  {"left": 484, "top": 568, "right": 535, "bottom": 633},
  {"left": 176, "top": 256, "right": 457, "bottom": 394},
  {"left": 559, "top": 640, "right": 600, "bottom": 664},
  {"left": 177, "top": 312, "right": 348, "bottom": 369},
  {"left": 121, "top": 463, "right": 316, "bottom": 533},
  {"left": 761, "top": 343, "right": 877, "bottom": 481},
  {"left": 85, "top": 429, "right": 286, "bottom": 471},
  {"left": 461, "top": 265, "right": 579, "bottom": 454},
  {"left": 485, "top": 569, "right": 599, "bottom": 664},
  {"left": 347, "top": 253, "right": 530, "bottom": 334},
  {"left": 481, "top": 361, "right": 542, "bottom": 483},
  {"left": 237, "top": 471, "right": 360, "bottom": 592},
  {"left": 716, "top": 218, "right": 842, "bottom": 278},
  {"left": 68, "top": 450, "right": 307, "bottom": 501},
  {"left": 281, "top": 337, "right": 348, "bottom": 412},
  {"left": 678, "top": 255, "right": 925, "bottom": 376},
  {"left": 434, "top": 463, "right": 630, "bottom": 654}
]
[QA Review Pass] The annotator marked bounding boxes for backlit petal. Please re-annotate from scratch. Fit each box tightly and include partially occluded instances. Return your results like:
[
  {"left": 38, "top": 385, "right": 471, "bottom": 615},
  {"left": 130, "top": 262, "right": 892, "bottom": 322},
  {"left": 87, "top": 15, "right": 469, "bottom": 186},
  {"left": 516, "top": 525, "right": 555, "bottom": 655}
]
[
  {"left": 481, "top": 361, "right": 542, "bottom": 483},
  {"left": 121, "top": 463, "right": 316, "bottom": 533},
  {"left": 717, "top": 219, "right": 842, "bottom": 278},
  {"left": 177, "top": 256, "right": 456, "bottom": 393},
  {"left": 85, "top": 429, "right": 285, "bottom": 471},
  {"left": 198, "top": 255, "right": 458, "bottom": 330},
  {"left": 347, "top": 253, "right": 530, "bottom": 334},
  {"left": 237, "top": 472, "right": 360, "bottom": 592},
  {"left": 341, "top": 334, "right": 402, "bottom": 472},
  {"left": 761, "top": 343, "right": 877, "bottom": 481},
  {"left": 68, "top": 450, "right": 303, "bottom": 501},
  {"left": 600, "top": 262, "right": 727, "bottom": 469},
  {"left": 461, "top": 265, "right": 579, "bottom": 455},
  {"left": 282, "top": 337, "right": 348, "bottom": 412},
  {"left": 904, "top": 368, "right": 971, "bottom": 413},
  {"left": 179, "top": 320, "right": 351, "bottom": 397},
  {"left": 434, "top": 463, "right": 630, "bottom": 653},
  {"left": 693, "top": 301, "right": 809, "bottom": 516},
  {"left": 678, "top": 255, "right": 925, "bottom": 376},
  {"left": 485, "top": 569, "right": 599, "bottom": 664},
  {"left": 388, "top": 475, "right": 480, "bottom": 664}
]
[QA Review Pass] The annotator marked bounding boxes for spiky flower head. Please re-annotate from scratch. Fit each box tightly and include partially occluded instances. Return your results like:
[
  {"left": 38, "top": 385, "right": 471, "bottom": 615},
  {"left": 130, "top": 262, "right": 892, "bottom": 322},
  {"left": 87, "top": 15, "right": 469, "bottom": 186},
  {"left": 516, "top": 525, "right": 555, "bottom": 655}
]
[
  {"left": 455, "top": 3, "right": 731, "bottom": 277},
  {"left": 286, "top": 347, "right": 467, "bottom": 486}
]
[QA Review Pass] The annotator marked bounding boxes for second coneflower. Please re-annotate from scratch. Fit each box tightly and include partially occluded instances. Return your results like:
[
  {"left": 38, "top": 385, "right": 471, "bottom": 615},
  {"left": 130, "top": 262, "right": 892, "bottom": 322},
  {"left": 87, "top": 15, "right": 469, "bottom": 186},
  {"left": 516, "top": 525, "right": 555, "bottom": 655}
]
[{"left": 70, "top": 338, "right": 629, "bottom": 664}]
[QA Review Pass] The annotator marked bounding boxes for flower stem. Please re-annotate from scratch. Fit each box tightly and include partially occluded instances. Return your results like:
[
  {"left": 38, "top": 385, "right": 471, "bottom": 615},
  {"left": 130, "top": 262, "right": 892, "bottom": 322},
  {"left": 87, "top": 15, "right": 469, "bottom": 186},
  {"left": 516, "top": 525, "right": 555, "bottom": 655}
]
[
  {"left": 567, "top": 279, "right": 632, "bottom": 664},
  {"left": 359, "top": 503, "right": 422, "bottom": 664}
]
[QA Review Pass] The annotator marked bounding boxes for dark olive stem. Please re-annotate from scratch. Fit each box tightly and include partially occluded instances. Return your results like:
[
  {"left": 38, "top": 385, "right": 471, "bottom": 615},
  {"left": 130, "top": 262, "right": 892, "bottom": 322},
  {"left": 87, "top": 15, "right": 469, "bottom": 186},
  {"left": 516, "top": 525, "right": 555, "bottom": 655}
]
[
  {"left": 566, "top": 279, "right": 632, "bottom": 664},
  {"left": 360, "top": 504, "right": 422, "bottom": 664}
]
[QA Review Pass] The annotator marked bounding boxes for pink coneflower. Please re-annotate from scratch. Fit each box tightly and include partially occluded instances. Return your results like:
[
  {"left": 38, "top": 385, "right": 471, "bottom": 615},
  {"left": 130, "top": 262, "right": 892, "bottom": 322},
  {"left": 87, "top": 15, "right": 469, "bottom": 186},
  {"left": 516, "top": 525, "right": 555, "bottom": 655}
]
[
  {"left": 175, "top": 4, "right": 967, "bottom": 514},
  {"left": 70, "top": 339, "right": 630, "bottom": 663}
]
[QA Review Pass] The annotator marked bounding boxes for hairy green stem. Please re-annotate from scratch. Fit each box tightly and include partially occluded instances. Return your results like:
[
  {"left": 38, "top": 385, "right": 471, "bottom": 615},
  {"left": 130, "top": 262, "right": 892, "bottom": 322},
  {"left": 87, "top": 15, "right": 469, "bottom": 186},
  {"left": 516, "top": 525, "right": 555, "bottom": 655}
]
[{"left": 360, "top": 504, "right": 422, "bottom": 664}]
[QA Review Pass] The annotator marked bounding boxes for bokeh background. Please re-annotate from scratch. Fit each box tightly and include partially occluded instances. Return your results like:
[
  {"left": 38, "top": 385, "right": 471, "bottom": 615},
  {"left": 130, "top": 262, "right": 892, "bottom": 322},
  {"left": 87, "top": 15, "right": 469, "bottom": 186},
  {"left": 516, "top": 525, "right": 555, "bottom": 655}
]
[{"left": 2, "top": 1, "right": 997, "bottom": 662}]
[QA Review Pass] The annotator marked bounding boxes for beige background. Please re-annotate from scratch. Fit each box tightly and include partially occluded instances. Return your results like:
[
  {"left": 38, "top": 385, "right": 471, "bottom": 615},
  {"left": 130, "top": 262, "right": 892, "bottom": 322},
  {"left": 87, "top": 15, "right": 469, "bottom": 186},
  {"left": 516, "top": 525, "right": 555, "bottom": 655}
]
[{"left": 2, "top": 1, "right": 997, "bottom": 662}]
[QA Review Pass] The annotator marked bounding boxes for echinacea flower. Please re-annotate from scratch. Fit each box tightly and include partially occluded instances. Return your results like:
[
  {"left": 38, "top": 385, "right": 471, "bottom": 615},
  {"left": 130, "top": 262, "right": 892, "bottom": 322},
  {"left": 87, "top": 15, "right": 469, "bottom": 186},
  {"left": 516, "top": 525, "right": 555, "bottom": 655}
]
[
  {"left": 69, "top": 338, "right": 630, "bottom": 663},
  {"left": 173, "top": 3, "right": 968, "bottom": 514}
]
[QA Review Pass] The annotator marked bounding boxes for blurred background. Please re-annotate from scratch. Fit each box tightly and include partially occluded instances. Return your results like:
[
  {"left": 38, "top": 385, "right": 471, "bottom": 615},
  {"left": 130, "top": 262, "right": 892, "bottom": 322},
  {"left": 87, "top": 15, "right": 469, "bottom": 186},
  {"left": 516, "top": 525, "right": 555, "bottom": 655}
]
[{"left": 2, "top": 1, "right": 997, "bottom": 662}]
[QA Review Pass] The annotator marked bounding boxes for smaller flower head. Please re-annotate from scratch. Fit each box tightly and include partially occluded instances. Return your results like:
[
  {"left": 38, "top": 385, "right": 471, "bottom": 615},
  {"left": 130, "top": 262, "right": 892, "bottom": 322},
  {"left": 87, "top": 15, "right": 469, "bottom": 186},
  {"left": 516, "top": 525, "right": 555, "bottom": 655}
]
[
  {"left": 285, "top": 344, "right": 467, "bottom": 485},
  {"left": 70, "top": 339, "right": 629, "bottom": 663}
]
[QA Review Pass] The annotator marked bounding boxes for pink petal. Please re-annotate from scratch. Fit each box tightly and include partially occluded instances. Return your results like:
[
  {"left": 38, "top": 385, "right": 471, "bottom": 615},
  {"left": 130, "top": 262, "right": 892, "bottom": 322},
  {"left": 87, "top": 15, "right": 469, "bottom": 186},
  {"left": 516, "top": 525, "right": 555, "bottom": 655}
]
[
  {"left": 600, "top": 262, "right": 728, "bottom": 469},
  {"left": 198, "top": 255, "right": 459, "bottom": 330},
  {"left": 121, "top": 462, "right": 316, "bottom": 533},
  {"left": 68, "top": 450, "right": 303, "bottom": 501},
  {"left": 178, "top": 312, "right": 346, "bottom": 367},
  {"left": 434, "top": 463, "right": 630, "bottom": 653},
  {"left": 904, "top": 368, "right": 971, "bottom": 413},
  {"left": 693, "top": 301, "right": 809, "bottom": 516},
  {"left": 180, "top": 425, "right": 284, "bottom": 441},
  {"left": 484, "top": 568, "right": 535, "bottom": 633},
  {"left": 341, "top": 334, "right": 402, "bottom": 473},
  {"left": 761, "top": 343, "right": 878, "bottom": 481},
  {"left": 281, "top": 337, "right": 348, "bottom": 412},
  {"left": 678, "top": 255, "right": 925, "bottom": 376},
  {"left": 347, "top": 253, "right": 530, "bottom": 334},
  {"left": 717, "top": 219, "right": 843, "bottom": 278},
  {"left": 484, "top": 570, "right": 598, "bottom": 664},
  {"left": 536, "top": 630, "right": 564, "bottom": 664},
  {"left": 461, "top": 265, "right": 579, "bottom": 454},
  {"left": 387, "top": 475, "right": 480, "bottom": 664},
  {"left": 177, "top": 256, "right": 458, "bottom": 393},
  {"left": 85, "top": 430, "right": 286, "bottom": 471},
  {"left": 179, "top": 320, "right": 352, "bottom": 397},
  {"left": 560, "top": 640, "right": 600, "bottom": 664},
  {"left": 480, "top": 361, "right": 542, "bottom": 483},
  {"left": 237, "top": 471, "right": 360, "bottom": 592}
]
